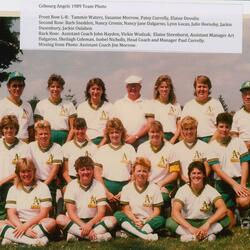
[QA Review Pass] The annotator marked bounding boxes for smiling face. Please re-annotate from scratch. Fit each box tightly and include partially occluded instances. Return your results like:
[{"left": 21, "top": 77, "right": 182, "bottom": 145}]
[
  {"left": 148, "top": 126, "right": 163, "bottom": 147},
  {"left": 242, "top": 89, "right": 250, "bottom": 108},
  {"left": 75, "top": 127, "right": 87, "bottom": 142},
  {"left": 7, "top": 79, "right": 25, "bottom": 100},
  {"left": 36, "top": 127, "right": 51, "bottom": 148},
  {"left": 109, "top": 128, "right": 122, "bottom": 146},
  {"left": 88, "top": 84, "right": 103, "bottom": 104},
  {"left": 2, "top": 125, "right": 17, "bottom": 144},
  {"left": 48, "top": 81, "right": 63, "bottom": 101},
  {"left": 158, "top": 81, "right": 170, "bottom": 101},
  {"left": 217, "top": 122, "right": 231, "bottom": 140},
  {"left": 195, "top": 82, "right": 209, "bottom": 102},
  {"left": 133, "top": 164, "right": 150, "bottom": 186},
  {"left": 189, "top": 167, "right": 204, "bottom": 187},
  {"left": 78, "top": 166, "right": 94, "bottom": 186},
  {"left": 182, "top": 124, "right": 197, "bottom": 143},
  {"left": 126, "top": 83, "right": 141, "bottom": 101},
  {"left": 20, "top": 169, "right": 35, "bottom": 186}
]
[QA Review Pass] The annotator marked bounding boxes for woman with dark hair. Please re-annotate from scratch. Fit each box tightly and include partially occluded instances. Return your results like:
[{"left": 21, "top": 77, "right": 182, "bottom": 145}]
[
  {"left": 0, "top": 72, "right": 34, "bottom": 142},
  {"left": 166, "top": 161, "right": 229, "bottom": 242},
  {"left": 94, "top": 118, "right": 136, "bottom": 209},
  {"left": 77, "top": 78, "right": 112, "bottom": 146},
  {"left": 149, "top": 75, "right": 181, "bottom": 144},
  {"left": 34, "top": 73, "right": 76, "bottom": 145},
  {"left": 181, "top": 75, "right": 224, "bottom": 143},
  {"left": 0, "top": 158, "right": 56, "bottom": 246}
]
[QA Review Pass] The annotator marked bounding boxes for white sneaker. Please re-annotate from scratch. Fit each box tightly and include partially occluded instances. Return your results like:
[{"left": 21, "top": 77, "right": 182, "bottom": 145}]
[
  {"left": 92, "top": 232, "right": 112, "bottom": 242},
  {"left": 146, "top": 233, "right": 158, "bottom": 241},
  {"left": 33, "top": 236, "right": 49, "bottom": 246},
  {"left": 115, "top": 230, "right": 128, "bottom": 239},
  {"left": 207, "top": 234, "right": 216, "bottom": 241},
  {"left": 180, "top": 234, "right": 196, "bottom": 242},
  {"left": 1, "top": 238, "right": 14, "bottom": 245},
  {"left": 67, "top": 233, "right": 78, "bottom": 242},
  {"left": 241, "top": 218, "right": 250, "bottom": 229}
]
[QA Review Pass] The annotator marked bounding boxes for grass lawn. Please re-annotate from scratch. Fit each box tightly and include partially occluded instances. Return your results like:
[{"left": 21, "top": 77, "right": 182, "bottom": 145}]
[{"left": 1, "top": 227, "right": 249, "bottom": 250}]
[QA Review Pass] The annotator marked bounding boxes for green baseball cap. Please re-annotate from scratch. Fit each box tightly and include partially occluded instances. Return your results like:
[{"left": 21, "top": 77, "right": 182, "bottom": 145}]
[
  {"left": 240, "top": 81, "right": 250, "bottom": 92},
  {"left": 7, "top": 71, "right": 25, "bottom": 83}
]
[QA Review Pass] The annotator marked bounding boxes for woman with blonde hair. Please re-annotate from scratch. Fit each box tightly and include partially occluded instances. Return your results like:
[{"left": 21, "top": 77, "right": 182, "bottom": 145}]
[
  {"left": 0, "top": 115, "right": 29, "bottom": 220},
  {"left": 0, "top": 158, "right": 56, "bottom": 246},
  {"left": 94, "top": 118, "right": 136, "bottom": 210}
]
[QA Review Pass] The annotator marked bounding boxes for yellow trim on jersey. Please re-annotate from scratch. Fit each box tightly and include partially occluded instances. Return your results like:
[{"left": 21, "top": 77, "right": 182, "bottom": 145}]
[
  {"left": 64, "top": 199, "right": 76, "bottom": 204},
  {"left": 184, "top": 139, "right": 198, "bottom": 149},
  {"left": 134, "top": 182, "right": 149, "bottom": 194},
  {"left": 174, "top": 198, "right": 184, "bottom": 207},
  {"left": 169, "top": 161, "right": 180, "bottom": 173},
  {"left": 3, "top": 138, "right": 19, "bottom": 150},
  {"left": 120, "top": 201, "right": 129, "bottom": 205},
  {"left": 145, "top": 113, "right": 155, "bottom": 118},
  {"left": 154, "top": 202, "right": 164, "bottom": 207},
  {"left": 73, "top": 139, "right": 88, "bottom": 149},
  {"left": 96, "top": 198, "right": 107, "bottom": 204},
  {"left": 40, "top": 198, "right": 52, "bottom": 203},
  {"left": 108, "top": 143, "right": 123, "bottom": 151},
  {"left": 6, "top": 200, "right": 16, "bottom": 204},
  {"left": 212, "top": 196, "right": 222, "bottom": 204},
  {"left": 150, "top": 141, "right": 164, "bottom": 153},
  {"left": 52, "top": 159, "right": 63, "bottom": 164}
]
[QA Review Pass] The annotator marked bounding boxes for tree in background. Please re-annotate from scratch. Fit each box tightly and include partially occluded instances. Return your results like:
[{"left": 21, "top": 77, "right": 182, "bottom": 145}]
[
  {"left": 0, "top": 17, "right": 22, "bottom": 85},
  {"left": 218, "top": 94, "right": 229, "bottom": 112},
  {"left": 28, "top": 96, "right": 40, "bottom": 112},
  {"left": 64, "top": 88, "right": 77, "bottom": 106}
]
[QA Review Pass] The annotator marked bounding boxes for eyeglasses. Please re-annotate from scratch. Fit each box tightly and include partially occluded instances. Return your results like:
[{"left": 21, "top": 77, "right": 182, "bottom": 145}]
[{"left": 11, "top": 84, "right": 25, "bottom": 88}]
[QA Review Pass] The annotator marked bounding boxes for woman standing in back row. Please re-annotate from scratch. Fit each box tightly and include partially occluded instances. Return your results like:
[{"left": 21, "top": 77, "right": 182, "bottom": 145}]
[
  {"left": 148, "top": 75, "right": 181, "bottom": 144},
  {"left": 181, "top": 75, "right": 224, "bottom": 143},
  {"left": 34, "top": 74, "right": 76, "bottom": 145}
]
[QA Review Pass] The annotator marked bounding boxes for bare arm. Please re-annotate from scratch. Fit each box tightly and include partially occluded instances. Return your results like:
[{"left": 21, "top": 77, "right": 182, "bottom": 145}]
[
  {"left": 157, "top": 172, "right": 178, "bottom": 189},
  {"left": 62, "top": 159, "right": 72, "bottom": 184},
  {"left": 169, "top": 119, "right": 181, "bottom": 144},
  {"left": 66, "top": 116, "right": 75, "bottom": 141},
  {"left": 0, "top": 173, "right": 16, "bottom": 186},
  {"left": 144, "top": 206, "right": 161, "bottom": 223},
  {"left": 44, "top": 164, "right": 60, "bottom": 185},
  {"left": 240, "top": 161, "right": 249, "bottom": 187}
]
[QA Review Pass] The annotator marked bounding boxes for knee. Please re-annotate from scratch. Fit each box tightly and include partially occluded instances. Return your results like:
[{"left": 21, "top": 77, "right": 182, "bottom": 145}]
[
  {"left": 114, "top": 211, "right": 126, "bottom": 224},
  {"left": 237, "top": 197, "right": 250, "bottom": 209},
  {"left": 56, "top": 214, "right": 68, "bottom": 228},
  {"left": 102, "top": 216, "right": 117, "bottom": 229},
  {"left": 41, "top": 218, "right": 57, "bottom": 232}
]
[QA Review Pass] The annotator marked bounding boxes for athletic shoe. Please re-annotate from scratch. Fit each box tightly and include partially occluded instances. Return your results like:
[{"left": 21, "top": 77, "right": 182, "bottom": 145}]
[
  {"left": 33, "top": 236, "right": 49, "bottom": 246},
  {"left": 180, "top": 234, "right": 196, "bottom": 242},
  {"left": 146, "top": 233, "right": 158, "bottom": 241},
  {"left": 115, "top": 230, "right": 129, "bottom": 239},
  {"left": 92, "top": 232, "right": 112, "bottom": 242},
  {"left": 241, "top": 218, "right": 250, "bottom": 229},
  {"left": 203, "top": 234, "right": 216, "bottom": 241},
  {"left": 67, "top": 233, "right": 78, "bottom": 242},
  {"left": 1, "top": 238, "right": 15, "bottom": 245}
]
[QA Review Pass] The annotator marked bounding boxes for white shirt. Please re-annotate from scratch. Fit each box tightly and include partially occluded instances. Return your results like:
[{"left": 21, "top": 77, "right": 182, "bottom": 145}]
[
  {"left": 174, "top": 184, "right": 221, "bottom": 219},
  {"left": 0, "top": 138, "right": 29, "bottom": 180},
  {"left": 77, "top": 101, "right": 112, "bottom": 139},
  {"left": 137, "top": 140, "right": 180, "bottom": 183},
  {"left": 0, "top": 97, "right": 33, "bottom": 140},
  {"left": 148, "top": 99, "right": 181, "bottom": 133},
  {"left": 120, "top": 182, "right": 163, "bottom": 221},
  {"left": 64, "top": 179, "right": 107, "bottom": 219},
  {"left": 94, "top": 143, "right": 136, "bottom": 182},
  {"left": 231, "top": 108, "right": 250, "bottom": 142},
  {"left": 62, "top": 139, "right": 97, "bottom": 177},
  {"left": 35, "top": 98, "right": 76, "bottom": 130},
  {"left": 6, "top": 181, "right": 52, "bottom": 222},
  {"left": 111, "top": 95, "right": 150, "bottom": 135},
  {"left": 181, "top": 98, "right": 224, "bottom": 137},
  {"left": 28, "top": 141, "right": 63, "bottom": 180}
]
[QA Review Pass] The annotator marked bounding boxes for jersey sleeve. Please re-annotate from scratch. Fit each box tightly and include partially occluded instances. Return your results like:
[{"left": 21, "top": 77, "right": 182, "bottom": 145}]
[
  {"left": 39, "top": 183, "right": 52, "bottom": 207},
  {"left": 231, "top": 112, "right": 239, "bottom": 133},
  {"left": 120, "top": 184, "right": 130, "bottom": 205},
  {"left": 152, "top": 185, "right": 164, "bottom": 207},
  {"left": 239, "top": 138, "right": 250, "bottom": 163},
  {"left": 96, "top": 182, "right": 107, "bottom": 206},
  {"left": 64, "top": 182, "right": 76, "bottom": 204},
  {"left": 52, "top": 144, "right": 63, "bottom": 165},
  {"left": 174, "top": 185, "right": 186, "bottom": 206},
  {"left": 62, "top": 143, "right": 69, "bottom": 160},
  {"left": 207, "top": 185, "right": 222, "bottom": 204},
  {"left": 5, "top": 186, "right": 17, "bottom": 209},
  {"left": 68, "top": 102, "right": 77, "bottom": 117}
]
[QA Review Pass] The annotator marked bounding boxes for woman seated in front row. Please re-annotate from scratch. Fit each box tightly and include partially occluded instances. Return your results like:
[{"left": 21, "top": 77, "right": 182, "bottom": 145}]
[
  {"left": 166, "top": 161, "right": 230, "bottom": 242},
  {"left": 0, "top": 158, "right": 56, "bottom": 246},
  {"left": 114, "top": 157, "right": 165, "bottom": 241}
]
